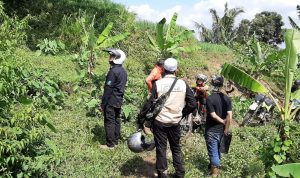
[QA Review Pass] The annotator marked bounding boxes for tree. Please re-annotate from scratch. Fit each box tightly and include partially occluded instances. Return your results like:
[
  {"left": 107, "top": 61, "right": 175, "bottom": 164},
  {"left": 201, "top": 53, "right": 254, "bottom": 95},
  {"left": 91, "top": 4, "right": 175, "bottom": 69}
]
[
  {"left": 221, "top": 29, "right": 300, "bottom": 171},
  {"left": 194, "top": 3, "right": 244, "bottom": 45},
  {"left": 250, "top": 11, "right": 284, "bottom": 46},
  {"left": 288, "top": 5, "right": 300, "bottom": 30},
  {"left": 236, "top": 19, "right": 251, "bottom": 43},
  {"left": 147, "top": 12, "right": 200, "bottom": 59}
]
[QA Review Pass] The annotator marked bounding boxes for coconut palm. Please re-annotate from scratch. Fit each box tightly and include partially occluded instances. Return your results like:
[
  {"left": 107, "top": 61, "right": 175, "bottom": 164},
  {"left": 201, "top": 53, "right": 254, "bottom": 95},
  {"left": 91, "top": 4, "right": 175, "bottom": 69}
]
[
  {"left": 288, "top": 5, "right": 300, "bottom": 30},
  {"left": 195, "top": 3, "right": 244, "bottom": 45}
]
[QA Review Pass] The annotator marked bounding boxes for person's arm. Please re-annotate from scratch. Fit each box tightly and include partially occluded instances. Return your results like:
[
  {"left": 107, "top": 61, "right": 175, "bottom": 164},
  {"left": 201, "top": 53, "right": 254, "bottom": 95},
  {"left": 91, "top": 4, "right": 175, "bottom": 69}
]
[
  {"left": 210, "top": 112, "right": 226, "bottom": 125},
  {"left": 224, "top": 111, "right": 232, "bottom": 135},
  {"left": 100, "top": 70, "right": 116, "bottom": 109},
  {"left": 224, "top": 97, "right": 233, "bottom": 135},
  {"left": 182, "top": 83, "right": 197, "bottom": 117}
]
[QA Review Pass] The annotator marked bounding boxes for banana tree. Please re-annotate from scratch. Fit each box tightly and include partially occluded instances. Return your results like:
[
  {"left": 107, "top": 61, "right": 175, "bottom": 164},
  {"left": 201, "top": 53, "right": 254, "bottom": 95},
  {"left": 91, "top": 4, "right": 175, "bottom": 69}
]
[
  {"left": 147, "top": 12, "right": 200, "bottom": 58},
  {"left": 80, "top": 16, "right": 129, "bottom": 75},
  {"left": 246, "top": 35, "right": 284, "bottom": 79},
  {"left": 221, "top": 29, "right": 300, "bottom": 167}
]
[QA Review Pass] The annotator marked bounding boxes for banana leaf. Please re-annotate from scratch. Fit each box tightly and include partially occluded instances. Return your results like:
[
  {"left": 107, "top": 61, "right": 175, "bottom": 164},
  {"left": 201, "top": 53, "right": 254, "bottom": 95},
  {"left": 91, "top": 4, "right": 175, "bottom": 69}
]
[
  {"left": 156, "top": 18, "right": 166, "bottom": 50},
  {"left": 166, "top": 12, "right": 177, "bottom": 41},
  {"left": 98, "top": 32, "right": 130, "bottom": 49},
  {"left": 221, "top": 63, "right": 268, "bottom": 93},
  {"left": 272, "top": 163, "right": 300, "bottom": 178},
  {"left": 147, "top": 32, "right": 160, "bottom": 52},
  {"left": 283, "top": 29, "right": 300, "bottom": 119},
  {"left": 97, "top": 22, "right": 113, "bottom": 45}
]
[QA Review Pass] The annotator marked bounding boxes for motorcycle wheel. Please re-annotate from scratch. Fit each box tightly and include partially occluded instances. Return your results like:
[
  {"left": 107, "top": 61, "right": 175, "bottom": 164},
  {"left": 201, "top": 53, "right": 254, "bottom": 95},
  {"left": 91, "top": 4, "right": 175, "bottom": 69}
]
[
  {"left": 241, "top": 111, "right": 254, "bottom": 126},
  {"left": 295, "top": 111, "right": 300, "bottom": 123}
]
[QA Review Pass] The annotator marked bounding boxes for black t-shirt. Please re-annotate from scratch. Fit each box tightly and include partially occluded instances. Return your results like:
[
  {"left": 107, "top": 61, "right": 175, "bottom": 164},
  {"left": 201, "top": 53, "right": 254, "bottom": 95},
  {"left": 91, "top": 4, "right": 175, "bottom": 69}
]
[{"left": 206, "top": 92, "right": 232, "bottom": 133}]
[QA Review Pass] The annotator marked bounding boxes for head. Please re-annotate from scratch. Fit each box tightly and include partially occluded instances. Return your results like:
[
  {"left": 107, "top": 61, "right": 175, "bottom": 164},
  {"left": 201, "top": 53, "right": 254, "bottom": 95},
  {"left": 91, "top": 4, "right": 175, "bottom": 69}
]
[
  {"left": 156, "top": 59, "right": 164, "bottom": 67},
  {"left": 103, "top": 48, "right": 126, "bottom": 65},
  {"left": 196, "top": 74, "right": 208, "bottom": 85},
  {"left": 211, "top": 75, "right": 224, "bottom": 91},
  {"left": 163, "top": 58, "right": 177, "bottom": 75}
]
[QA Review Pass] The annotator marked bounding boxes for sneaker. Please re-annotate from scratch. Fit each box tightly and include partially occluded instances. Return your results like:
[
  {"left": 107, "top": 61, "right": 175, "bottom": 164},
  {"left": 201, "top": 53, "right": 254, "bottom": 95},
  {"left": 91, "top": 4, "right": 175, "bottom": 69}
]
[{"left": 99, "top": 144, "right": 114, "bottom": 150}]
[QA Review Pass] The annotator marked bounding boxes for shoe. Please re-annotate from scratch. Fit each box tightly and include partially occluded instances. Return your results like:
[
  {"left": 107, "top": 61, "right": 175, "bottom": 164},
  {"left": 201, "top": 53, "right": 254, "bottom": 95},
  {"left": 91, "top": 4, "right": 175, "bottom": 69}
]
[
  {"left": 99, "top": 144, "right": 114, "bottom": 150},
  {"left": 211, "top": 166, "right": 219, "bottom": 177}
]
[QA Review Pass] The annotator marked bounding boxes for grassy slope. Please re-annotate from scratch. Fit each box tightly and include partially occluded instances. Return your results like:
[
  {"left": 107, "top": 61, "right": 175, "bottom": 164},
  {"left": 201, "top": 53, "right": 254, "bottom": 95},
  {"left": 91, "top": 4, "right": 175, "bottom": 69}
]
[{"left": 17, "top": 46, "right": 275, "bottom": 178}]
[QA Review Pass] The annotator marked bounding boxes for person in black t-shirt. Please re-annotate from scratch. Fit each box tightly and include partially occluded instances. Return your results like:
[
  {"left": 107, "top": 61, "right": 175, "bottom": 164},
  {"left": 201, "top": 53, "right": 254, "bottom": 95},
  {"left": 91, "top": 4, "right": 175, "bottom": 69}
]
[{"left": 205, "top": 76, "right": 232, "bottom": 177}]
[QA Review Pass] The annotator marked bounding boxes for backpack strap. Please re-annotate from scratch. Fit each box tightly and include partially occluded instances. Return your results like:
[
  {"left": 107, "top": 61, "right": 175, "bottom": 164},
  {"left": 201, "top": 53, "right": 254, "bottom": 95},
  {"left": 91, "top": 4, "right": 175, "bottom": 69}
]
[{"left": 166, "top": 78, "right": 178, "bottom": 96}]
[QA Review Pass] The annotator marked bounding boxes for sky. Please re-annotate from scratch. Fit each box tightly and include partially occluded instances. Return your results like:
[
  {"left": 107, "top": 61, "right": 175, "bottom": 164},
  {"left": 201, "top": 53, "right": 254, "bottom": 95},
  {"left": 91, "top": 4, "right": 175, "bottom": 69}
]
[{"left": 112, "top": 0, "right": 299, "bottom": 32}]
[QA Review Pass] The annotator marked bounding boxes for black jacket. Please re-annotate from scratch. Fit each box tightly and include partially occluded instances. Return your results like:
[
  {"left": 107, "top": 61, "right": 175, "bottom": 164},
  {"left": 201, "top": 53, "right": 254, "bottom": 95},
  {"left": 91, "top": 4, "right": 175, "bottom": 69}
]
[{"left": 101, "top": 64, "right": 127, "bottom": 108}]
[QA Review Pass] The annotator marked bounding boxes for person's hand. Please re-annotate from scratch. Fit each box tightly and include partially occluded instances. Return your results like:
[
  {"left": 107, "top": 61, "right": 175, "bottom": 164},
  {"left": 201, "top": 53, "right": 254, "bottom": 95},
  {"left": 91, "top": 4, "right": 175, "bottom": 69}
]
[
  {"left": 222, "top": 119, "right": 227, "bottom": 125},
  {"left": 224, "top": 128, "right": 229, "bottom": 135},
  {"left": 143, "top": 126, "right": 153, "bottom": 135},
  {"left": 98, "top": 105, "right": 104, "bottom": 112}
]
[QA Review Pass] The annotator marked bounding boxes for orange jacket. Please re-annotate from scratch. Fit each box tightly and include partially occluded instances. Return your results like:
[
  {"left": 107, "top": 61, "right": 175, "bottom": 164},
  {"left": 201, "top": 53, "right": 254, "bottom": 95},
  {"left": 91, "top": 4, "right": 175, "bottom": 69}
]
[{"left": 146, "top": 65, "right": 163, "bottom": 91}]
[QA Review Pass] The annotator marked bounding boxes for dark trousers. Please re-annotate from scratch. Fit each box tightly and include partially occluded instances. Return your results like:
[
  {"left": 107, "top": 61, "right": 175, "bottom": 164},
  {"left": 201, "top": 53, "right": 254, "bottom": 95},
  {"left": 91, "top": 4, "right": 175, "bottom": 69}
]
[
  {"left": 104, "top": 104, "right": 121, "bottom": 147},
  {"left": 152, "top": 120, "right": 185, "bottom": 178}
]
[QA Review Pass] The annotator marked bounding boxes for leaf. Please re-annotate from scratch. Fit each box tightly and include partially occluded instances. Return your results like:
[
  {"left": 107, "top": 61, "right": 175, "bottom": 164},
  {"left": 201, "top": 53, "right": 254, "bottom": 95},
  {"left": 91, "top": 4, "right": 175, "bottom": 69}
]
[
  {"left": 272, "top": 163, "right": 300, "bottom": 178},
  {"left": 98, "top": 32, "right": 130, "bottom": 48},
  {"left": 147, "top": 32, "right": 160, "bottom": 52},
  {"left": 86, "top": 98, "right": 99, "bottom": 108},
  {"left": 166, "top": 12, "right": 178, "bottom": 41},
  {"left": 284, "top": 29, "right": 300, "bottom": 119},
  {"left": 156, "top": 18, "right": 166, "bottom": 50},
  {"left": 273, "top": 154, "right": 283, "bottom": 164},
  {"left": 97, "top": 22, "right": 113, "bottom": 45},
  {"left": 221, "top": 63, "right": 268, "bottom": 93},
  {"left": 122, "top": 105, "right": 132, "bottom": 119}
]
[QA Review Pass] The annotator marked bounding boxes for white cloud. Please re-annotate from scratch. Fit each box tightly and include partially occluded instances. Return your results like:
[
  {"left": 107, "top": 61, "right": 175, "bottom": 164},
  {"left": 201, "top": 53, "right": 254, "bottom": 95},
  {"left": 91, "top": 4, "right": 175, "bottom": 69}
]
[{"left": 127, "top": 0, "right": 298, "bottom": 32}]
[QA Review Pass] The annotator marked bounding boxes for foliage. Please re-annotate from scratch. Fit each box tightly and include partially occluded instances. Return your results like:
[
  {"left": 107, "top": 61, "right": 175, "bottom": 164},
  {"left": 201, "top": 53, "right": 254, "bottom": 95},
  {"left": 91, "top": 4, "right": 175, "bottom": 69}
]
[
  {"left": 195, "top": 3, "right": 244, "bottom": 45},
  {"left": 36, "top": 38, "right": 65, "bottom": 56},
  {"left": 147, "top": 12, "right": 200, "bottom": 59},
  {"left": 288, "top": 5, "right": 300, "bottom": 30},
  {"left": 250, "top": 11, "right": 284, "bottom": 46},
  {"left": 221, "top": 29, "right": 300, "bottom": 173},
  {"left": 0, "top": 105, "right": 60, "bottom": 177},
  {"left": 3, "top": 0, "right": 134, "bottom": 50},
  {"left": 235, "top": 19, "right": 251, "bottom": 43},
  {"left": 272, "top": 163, "right": 300, "bottom": 178}
]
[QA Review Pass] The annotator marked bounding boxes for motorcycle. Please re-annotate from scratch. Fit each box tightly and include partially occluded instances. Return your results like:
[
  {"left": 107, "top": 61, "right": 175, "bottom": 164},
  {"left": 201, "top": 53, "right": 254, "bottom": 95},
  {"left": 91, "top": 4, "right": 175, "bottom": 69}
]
[
  {"left": 241, "top": 94, "right": 275, "bottom": 126},
  {"left": 180, "top": 95, "right": 207, "bottom": 136},
  {"left": 291, "top": 99, "right": 300, "bottom": 122}
]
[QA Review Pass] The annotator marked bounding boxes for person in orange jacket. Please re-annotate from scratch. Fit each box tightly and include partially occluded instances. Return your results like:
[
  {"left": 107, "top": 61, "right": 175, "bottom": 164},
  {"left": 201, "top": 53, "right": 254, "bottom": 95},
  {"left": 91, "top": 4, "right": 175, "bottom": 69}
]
[{"left": 146, "top": 60, "right": 164, "bottom": 92}]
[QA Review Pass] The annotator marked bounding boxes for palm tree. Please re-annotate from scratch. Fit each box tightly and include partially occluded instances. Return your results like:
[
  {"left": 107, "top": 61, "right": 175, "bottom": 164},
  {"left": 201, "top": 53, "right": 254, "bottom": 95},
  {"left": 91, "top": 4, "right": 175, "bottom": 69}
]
[
  {"left": 288, "top": 5, "right": 300, "bottom": 30},
  {"left": 195, "top": 3, "right": 244, "bottom": 45}
]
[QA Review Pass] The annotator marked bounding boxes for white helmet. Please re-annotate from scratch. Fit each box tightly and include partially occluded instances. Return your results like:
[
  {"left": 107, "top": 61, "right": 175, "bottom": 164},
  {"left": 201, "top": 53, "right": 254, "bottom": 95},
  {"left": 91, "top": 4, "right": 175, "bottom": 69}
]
[
  {"left": 103, "top": 48, "right": 126, "bottom": 64},
  {"left": 164, "top": 58, "right": 178, "bottom": 72},
  {"left": 127, "top": 131, "right": 155, "bottom": 153}
]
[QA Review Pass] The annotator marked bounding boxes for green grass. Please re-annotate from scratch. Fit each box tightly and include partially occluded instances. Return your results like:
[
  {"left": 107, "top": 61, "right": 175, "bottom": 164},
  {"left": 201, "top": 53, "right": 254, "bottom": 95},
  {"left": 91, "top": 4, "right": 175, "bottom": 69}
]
[{"left": 199, "top": 42, "right": 232, "bottom": 53}]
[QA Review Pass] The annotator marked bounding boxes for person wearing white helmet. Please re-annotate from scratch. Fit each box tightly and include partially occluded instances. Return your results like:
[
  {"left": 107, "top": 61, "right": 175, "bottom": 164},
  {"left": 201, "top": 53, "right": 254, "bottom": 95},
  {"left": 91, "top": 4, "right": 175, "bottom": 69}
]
[
  {"left": 138, "top": 58, "right": 196, "bottom": 178},
  {"left": 99, "top": 48, "right": 127, "bottom": 149}
]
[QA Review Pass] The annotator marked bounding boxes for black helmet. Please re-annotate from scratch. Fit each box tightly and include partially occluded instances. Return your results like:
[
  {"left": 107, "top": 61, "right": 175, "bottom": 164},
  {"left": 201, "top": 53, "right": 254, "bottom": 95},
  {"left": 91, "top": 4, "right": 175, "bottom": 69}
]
[
  {"left": 211, "top": 76, "right": 224, "bottom": 87},
  {"left": 127, "top": 131, "right": 155, "bottom": 153},
  {"left": 156, "top": 59, "right": 165, "bottom": 66},
  {"left": 294, "top": 80, "right": 300, "bottom": 86}
]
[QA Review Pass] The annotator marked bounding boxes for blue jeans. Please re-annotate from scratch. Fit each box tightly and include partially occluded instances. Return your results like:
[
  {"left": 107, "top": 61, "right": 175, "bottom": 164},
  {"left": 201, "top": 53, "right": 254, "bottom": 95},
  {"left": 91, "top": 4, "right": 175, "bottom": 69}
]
[{"left": 205, "top": 131, "right": 222, "bottom": 167}]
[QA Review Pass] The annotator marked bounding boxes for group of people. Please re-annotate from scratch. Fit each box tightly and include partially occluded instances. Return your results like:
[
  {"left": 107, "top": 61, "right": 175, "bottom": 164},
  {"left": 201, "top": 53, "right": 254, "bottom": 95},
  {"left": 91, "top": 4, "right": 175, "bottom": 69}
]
[{"left": 99, "top": 48, "right": 232, "bottom": 178}]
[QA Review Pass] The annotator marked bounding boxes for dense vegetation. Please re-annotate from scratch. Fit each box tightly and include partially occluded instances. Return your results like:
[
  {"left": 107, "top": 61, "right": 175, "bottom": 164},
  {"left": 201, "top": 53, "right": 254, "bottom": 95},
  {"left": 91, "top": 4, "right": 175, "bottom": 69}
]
[{"left": 1, "top": 0, "right": 300, "bottom": 177}]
